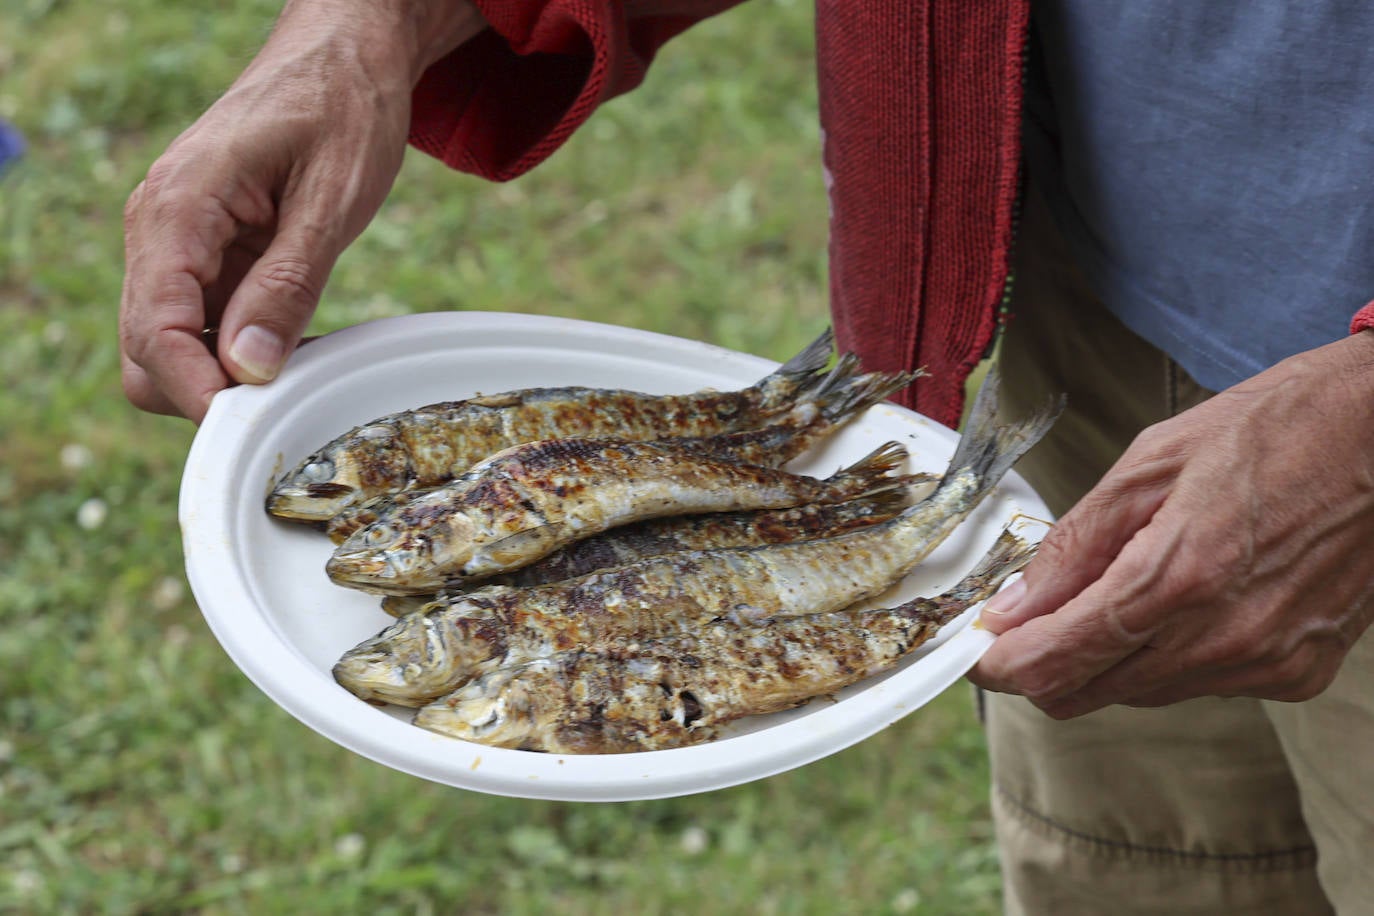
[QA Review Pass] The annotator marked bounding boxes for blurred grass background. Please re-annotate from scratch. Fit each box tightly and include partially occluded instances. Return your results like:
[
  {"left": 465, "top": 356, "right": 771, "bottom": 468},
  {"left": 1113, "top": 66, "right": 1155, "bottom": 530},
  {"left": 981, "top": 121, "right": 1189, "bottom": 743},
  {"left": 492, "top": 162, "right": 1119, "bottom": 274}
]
[{"left": 0, "top": 1, "right": 1001, "bottom": 912}]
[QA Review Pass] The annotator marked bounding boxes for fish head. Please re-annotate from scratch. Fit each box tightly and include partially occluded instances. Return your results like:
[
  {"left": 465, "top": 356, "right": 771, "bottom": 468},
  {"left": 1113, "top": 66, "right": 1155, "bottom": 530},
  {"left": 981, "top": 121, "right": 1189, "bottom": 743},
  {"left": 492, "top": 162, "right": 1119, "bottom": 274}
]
[
  {"left": 412, "top": 666, "right": 546, "bottom": 747},
  {"left": 266, "top": 423, "right": 412, "bottom": 522},
  {"left": 326, "top": 512, "right": 478, "bottom": 594},
  {"left": 332, "top": 606, "right": 485, "bottom": 706}
]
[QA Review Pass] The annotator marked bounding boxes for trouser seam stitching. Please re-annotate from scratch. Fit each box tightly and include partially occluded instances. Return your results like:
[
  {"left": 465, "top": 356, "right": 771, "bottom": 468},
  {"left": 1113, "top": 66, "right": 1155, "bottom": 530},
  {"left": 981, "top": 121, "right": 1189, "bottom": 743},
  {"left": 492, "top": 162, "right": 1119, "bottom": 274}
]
[{"left": 994, "top": 783, "right": 1318, "bottom": 866}]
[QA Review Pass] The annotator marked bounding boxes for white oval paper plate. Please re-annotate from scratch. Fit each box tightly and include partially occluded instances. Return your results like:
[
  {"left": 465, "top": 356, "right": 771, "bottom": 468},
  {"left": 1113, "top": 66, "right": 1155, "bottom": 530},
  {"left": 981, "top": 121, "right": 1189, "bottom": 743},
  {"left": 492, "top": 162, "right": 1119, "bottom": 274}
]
[{"left": 180, "top": 312, "right": 1050, "bottom": 802}]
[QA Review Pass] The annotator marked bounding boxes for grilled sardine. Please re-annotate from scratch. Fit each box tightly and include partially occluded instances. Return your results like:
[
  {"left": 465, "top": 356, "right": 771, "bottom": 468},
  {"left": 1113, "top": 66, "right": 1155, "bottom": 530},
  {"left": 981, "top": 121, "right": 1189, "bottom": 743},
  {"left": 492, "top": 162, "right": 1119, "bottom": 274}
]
[
  {"left": 331, "top": 367, "right": 1062, "bottom": 706},
  {"left": 321, "top": 354, "right": 912, "bottom": 545},
  {"left": 376, "top": 481, "right": 937, "bottom": 616},
  {"left": 325, "top": 365, "right": 919, "bottom": 595},
  {"left": 268, "top": 329, "right": 843, "bottom": 522},
  {"left": 413, "top": 528, "right": 1036, "bottom": 752}
]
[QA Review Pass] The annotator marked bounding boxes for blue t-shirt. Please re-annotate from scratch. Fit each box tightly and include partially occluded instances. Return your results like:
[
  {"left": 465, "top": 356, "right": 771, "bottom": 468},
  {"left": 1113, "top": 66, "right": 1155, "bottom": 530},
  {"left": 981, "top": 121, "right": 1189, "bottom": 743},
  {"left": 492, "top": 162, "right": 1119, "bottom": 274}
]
[{"left": 1023, "top": 3, "right": 1374, "bottom": 390}]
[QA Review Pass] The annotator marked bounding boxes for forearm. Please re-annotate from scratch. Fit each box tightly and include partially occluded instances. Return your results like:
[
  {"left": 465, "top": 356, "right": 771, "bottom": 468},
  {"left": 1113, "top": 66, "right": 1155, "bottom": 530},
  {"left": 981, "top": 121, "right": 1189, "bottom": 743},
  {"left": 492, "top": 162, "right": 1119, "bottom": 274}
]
[{"left": 268, "top": 0, "right": 488, "bottom": 88}]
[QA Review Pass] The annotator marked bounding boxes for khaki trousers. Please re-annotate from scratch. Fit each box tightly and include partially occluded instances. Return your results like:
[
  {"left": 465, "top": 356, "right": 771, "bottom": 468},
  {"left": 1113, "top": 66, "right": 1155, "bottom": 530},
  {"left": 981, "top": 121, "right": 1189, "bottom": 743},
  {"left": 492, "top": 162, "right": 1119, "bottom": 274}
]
[{"left": 984, "top": 186, "right": 1374, "bottom": 915}]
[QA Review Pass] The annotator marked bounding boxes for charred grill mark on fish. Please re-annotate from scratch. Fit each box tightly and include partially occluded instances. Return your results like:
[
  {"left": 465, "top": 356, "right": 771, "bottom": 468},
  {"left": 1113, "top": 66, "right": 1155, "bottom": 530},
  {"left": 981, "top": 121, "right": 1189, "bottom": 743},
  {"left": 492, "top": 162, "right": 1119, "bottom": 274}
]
[
  {"left": 324, "top": 370, "right": 920, "bottom": 594},
  {"left": 331, "top": 368, "right": 1062, "bottom": 708},
  {"left": 318, "top": 357, "right": 917, "bottom": 543},
  {"left": 412, "top": 529, "right": 1037, "bottom": 753},
  {"left": 375, "top": 484, "right": 934, "bottom": 614},
  {"left": 267, "top": 329, "right": 845, "bottom": 522}
]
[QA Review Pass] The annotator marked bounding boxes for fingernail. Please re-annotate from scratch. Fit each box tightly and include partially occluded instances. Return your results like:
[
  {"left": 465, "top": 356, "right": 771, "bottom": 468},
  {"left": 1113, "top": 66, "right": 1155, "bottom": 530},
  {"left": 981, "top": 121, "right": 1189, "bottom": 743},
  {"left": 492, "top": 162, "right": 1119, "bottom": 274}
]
[
  {"left": 982, "top": 577, "right": 1027, "bottom": 616},
  {"left": 229, "top": 325, "right": 286, "bottom": 382}
]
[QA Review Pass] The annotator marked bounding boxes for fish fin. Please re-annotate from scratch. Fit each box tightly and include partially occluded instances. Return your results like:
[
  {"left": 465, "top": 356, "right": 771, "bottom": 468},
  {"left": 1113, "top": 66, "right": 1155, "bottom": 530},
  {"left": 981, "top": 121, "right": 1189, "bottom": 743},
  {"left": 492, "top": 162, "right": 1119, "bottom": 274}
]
[
  {"left": 755, "top": 327, "right": 836, "bottom": 411},
  {"left": 774, "top": 327, "right": 835, "bottom": 378},
  {"left": 898, "top": 472, "right": 940, "bottom": 505},
  {"left": 380, "top": 594, "right": 437, "bottom": 618},
  {"left": 968, "top": 528, "right": 1038, "bottom": 582},
  {"left": 841, "top": 483, "right": 920, "bottom": 519},
  {"left": 466, "top": 392, "right": 525, "bottom": 408},
  {"left": 820, "top": 441, "right": 910, "bottom": 500},
  {"left": 920, "top": 528, "right": 1040, "bottom": 626},
  {"left": 464, "top": 525, "right": 565, "bottom": 577},
  {"left": 808, "top": 356, "right": 924, "bottom": 424},
  {"left": 940, "top": 363, "right": 1065, "bottom": 499}
]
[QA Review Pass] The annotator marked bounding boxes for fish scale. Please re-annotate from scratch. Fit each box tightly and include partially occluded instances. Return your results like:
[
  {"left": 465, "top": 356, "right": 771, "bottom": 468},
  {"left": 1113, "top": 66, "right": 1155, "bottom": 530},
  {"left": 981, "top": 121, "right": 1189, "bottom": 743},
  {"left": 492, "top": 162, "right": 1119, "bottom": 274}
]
[
  {"left": 331, "top": 367, "right": 1064, "bottom": 708},
  {"left": 266, "top": 329, "right": 844, "bottom": 522},
  {"left": 374, "top": 484, "right": 934, "bottom": 614},
  {"left": 412, "top": 528, "right": 1038, "bottom": 753},
  {"left": 324, "top": 366, "right": 919, "bottom": 595}
]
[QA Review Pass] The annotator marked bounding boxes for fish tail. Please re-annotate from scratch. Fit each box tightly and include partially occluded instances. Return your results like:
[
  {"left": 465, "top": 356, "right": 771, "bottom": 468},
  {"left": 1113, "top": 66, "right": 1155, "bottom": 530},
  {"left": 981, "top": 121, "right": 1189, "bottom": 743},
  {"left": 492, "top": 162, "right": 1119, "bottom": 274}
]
[
  {"left": 821, "top": 440, "right": 910, "bottom": 499},
  {"left": 775, "top": 326, "right": 835, "bottom": 378},
  {"left": 898, "top": 471, "right": 940, "bottom": 505},
  {"left": 756, "top": 327, "right": 836, "bottom": 410},
  {"left": 951, "top": 528, "right": 1037, "bottom": 600},
  {"left": 938, "top": 363, "right": 1064, "bottom": 499},
  {"left": 807, "top": 355, "right": 924, "bottom": 425},
  {"left": 920, "top": 528, "right": 1038, "bottom": 626},
  {"left": 849, "top": 483, "right": 919, "bottom": 518}
]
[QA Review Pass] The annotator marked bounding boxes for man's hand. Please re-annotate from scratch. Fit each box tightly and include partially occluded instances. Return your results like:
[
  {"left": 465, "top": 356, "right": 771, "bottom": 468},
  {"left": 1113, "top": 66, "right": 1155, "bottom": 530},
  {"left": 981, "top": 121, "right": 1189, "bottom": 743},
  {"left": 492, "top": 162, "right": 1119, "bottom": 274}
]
[
  {"left": 119, "top": 0, "right": 484, "bottom": 422},
  {"left": 970, "top": 330, "right": 1374, "bottom": 717}
]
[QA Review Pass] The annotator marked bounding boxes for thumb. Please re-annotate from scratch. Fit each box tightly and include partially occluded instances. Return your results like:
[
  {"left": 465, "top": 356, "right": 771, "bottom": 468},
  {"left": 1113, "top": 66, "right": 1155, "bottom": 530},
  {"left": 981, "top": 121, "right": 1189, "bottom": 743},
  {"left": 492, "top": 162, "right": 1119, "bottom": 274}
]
[
  {"left": 980, "top": 471, "right": 1170, "bottom": 633},
  {"left": 219, "top": 211, "right": 339, "bottom": 384}
]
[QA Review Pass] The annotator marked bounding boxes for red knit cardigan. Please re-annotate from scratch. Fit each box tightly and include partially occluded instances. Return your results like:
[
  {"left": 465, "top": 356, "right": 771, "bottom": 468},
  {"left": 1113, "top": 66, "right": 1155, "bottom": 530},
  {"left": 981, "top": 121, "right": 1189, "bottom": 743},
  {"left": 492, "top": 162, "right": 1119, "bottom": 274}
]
[{"left": 407, "top": 1, "right": 1374, "bottom": 426}]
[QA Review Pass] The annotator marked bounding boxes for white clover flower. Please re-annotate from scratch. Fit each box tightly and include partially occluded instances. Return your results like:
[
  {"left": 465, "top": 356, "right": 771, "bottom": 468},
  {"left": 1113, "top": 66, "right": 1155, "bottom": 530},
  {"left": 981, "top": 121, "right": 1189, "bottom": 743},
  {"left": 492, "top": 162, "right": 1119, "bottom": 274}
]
[
  {"left": 678, "top": 825, "right": 709, "bottom": 856},
  {"left": 891, "top": 888, "right": 921, "bottom": 913},
  {"left": 152, "top": 577, "right": 185, "bottom": 612},
  {"left": 334, "top": 833, "right": 366, "bottom": 860},
  {"left": 12, "top": 870, "right": 41, "bottom": 896},
  {"left": 77, "top": 498, "right": 108, "bottom": 530},
  {"left": 60, "top": 443, "right": 93, "bottom": 471}
]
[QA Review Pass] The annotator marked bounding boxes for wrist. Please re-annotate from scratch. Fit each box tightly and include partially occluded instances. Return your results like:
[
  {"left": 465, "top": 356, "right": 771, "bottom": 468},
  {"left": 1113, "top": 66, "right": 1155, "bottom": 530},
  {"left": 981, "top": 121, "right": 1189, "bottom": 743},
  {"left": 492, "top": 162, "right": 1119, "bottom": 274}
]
[
  {"left": 404, "top": 1, "right": 489, "bottom": 77},
  {"left": 1347, "top": 326, "right": 1374, "bottom": 362}
]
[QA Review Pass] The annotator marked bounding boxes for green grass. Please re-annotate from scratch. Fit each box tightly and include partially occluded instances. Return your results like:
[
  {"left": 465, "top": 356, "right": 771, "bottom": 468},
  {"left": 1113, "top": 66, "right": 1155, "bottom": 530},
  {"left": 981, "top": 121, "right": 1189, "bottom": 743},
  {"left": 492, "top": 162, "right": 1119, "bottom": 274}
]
[{"left": 0, "top": 2, "right": 1002, "bottom": 912}]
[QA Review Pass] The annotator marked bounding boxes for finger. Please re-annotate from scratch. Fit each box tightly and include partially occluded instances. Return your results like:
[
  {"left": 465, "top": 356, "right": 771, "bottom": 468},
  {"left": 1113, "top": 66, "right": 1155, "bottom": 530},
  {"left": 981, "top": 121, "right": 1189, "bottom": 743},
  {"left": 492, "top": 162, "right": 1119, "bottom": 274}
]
[
  {"left": 1048, "top": 665, "right": 1332, "bottom": 717},
  {"left": 120, "top": 269, "right": 233, "bottom": 423},
  {"left": 121, "top": 353, "right": 182, "bottom": 417},
  {"left": 202, "top": 229, "right": 274, "bottom": 325},
  {"left": 969, "top": 528, "right": 1173, "bottom": 701},
  {"left": 1054, "top": 638, "right": 1343, "bottom": 716},
  {"left": 979, "top": 447, "right": 1175, "bottom": 633},
  {"left": 121, "top": 173, "right": 238, "bottom": 420},
  {"left": 217, "top": 202, "right": 339, "bottom": 385}
]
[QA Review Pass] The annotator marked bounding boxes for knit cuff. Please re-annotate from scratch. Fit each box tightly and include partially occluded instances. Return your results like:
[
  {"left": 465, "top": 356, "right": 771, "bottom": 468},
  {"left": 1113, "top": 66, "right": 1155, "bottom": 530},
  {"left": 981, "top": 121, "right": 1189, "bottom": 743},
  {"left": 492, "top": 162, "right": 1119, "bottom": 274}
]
[
  {"left": 409, "top": 1, "right": 616, "bottom": 182},
  {"left": 1351, "top": 300, "right": 1374, "bottom": 335}
]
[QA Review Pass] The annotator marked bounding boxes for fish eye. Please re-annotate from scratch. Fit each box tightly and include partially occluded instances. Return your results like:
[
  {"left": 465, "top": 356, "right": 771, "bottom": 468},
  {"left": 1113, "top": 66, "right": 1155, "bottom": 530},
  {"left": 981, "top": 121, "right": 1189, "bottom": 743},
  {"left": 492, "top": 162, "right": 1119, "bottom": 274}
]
[
  {"left": 301, "top": 459, "right": 335, "bottom": 483},
  {"left": 366, "top": 524, "right": 396, "bottom": 545}
]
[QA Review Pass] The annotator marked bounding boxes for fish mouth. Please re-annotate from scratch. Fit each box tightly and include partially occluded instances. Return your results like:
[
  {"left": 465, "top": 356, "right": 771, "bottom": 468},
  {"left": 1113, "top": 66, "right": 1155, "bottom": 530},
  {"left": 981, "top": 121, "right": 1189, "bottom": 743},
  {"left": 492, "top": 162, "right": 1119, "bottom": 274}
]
[
  {"left": 332, "top": 652, "right": 427, "bottom": 706},
  {"left": 331, "top": 652, "right": 390, "bottom": 701},
  {"left": 266, "top": 483, "right": 359, "bottom": 522},
  {"left": 325, "top": 548, "right": 399, "bottom": 589}
]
